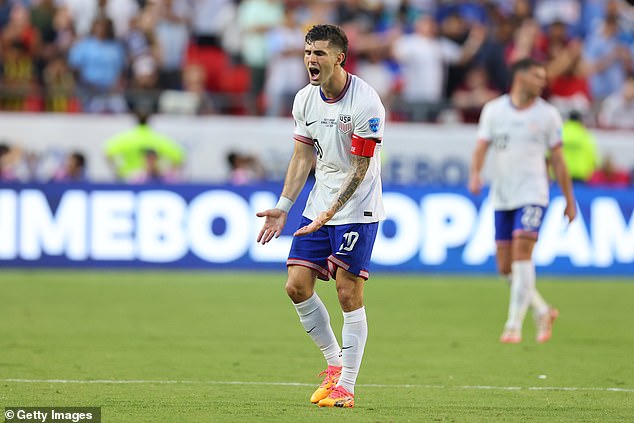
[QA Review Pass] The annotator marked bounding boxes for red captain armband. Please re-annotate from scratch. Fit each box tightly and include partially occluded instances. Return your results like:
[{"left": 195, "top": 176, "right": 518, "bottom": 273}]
[{"left": 350, "top": 134, "right": 378, "bottom": 157}]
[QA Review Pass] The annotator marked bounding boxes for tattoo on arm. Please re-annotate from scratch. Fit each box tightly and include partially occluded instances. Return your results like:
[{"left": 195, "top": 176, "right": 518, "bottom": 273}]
[{"left": 332, "top": 155, "right": 371, "bottom": 212}]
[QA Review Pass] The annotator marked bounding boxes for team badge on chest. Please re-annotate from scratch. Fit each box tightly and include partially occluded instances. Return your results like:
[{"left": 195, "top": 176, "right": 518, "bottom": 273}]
[{"left": 338, "top": 114, "right": 352, "bottom": 134}]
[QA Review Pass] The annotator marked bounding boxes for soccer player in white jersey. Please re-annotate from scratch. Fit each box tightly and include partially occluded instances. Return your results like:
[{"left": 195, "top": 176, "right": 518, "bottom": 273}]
[
  {"left": 256, "top": 24, "right": 385, "bottom": 408},
  {"left": 469, "top": 58, "right": 577, "bottom": 344}
]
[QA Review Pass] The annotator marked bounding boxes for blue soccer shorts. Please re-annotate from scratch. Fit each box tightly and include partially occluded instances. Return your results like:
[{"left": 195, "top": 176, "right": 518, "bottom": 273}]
[
  {"left": 287, "top": 216, "right": 379, "bottom": 281},
  {"left": 494, "top": 205, "right": 547, "bottom": 244}
]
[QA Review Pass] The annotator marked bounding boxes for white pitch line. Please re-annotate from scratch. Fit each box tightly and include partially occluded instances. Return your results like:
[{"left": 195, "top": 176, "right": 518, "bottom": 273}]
[{"left": 2, "top": 379, "right": 633, "bottom": 393}]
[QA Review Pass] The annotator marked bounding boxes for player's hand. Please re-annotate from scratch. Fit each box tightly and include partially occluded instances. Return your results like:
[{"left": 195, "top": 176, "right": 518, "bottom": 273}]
[
  {"left": 468, "top": 174, "right": 482, "bottom": 195},
  {"left": 256, "top": 208, "right": 288, "bottom": 244},
  {"left": 564, "top": 201, "right": 577, "bottom": 224},
  {"left": 294, "top": 209, "right": 334, "bottom": 237}
]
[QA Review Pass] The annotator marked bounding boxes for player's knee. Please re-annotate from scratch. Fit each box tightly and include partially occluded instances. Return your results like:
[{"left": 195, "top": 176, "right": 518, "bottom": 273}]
[
  {"left": 285, "top": 279, "right": 311, "bottom": 303},
  {"left": 336, "top": 285, "right": 361, "bottom": 311}
]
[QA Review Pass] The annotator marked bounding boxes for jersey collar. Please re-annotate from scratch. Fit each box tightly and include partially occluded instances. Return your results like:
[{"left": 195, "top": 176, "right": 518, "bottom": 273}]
[{"left": 320, "top": 72, "right": 351, "bottom": 104}]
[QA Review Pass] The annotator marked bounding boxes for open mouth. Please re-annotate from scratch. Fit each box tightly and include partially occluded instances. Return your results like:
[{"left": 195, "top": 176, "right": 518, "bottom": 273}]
[{"left": 308, "top": 67, "right": 320, "bottom": 81}]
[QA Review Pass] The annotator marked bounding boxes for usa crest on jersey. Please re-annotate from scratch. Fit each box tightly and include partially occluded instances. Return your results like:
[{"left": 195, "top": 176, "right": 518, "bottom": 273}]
[{"left": 338, "top": 114, "right": 352, "bottom": 134}]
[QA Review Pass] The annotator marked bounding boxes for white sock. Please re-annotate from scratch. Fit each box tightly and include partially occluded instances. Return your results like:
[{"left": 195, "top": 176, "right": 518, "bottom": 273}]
[
  {"left": 506, "top": 273, "right": 549, "bottom": 317},
  {"left": 293, "top": 293, "right": 342, "bottom": 367},
  {"left": 531, "top": 288, "right": 549, "bottom": 317},
  {"left": 505, "top": 261, "right": 535, "bottom": 330},
  {"left": 337, "top": 307, "right": 368, "bottom": 394}
]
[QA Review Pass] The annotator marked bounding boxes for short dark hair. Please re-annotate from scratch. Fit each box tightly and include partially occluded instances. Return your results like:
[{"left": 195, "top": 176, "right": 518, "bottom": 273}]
[
  {"left": 305, "top": 24, "right": 349, "bottom": 66},
  {"left": 0, "top": 143, "right": 9, "bottom": 158},
  {"left": 510, "top": 57, "right": 544, "bottom": 82},
  {"left": 70, "top": 152, "right": 86, "bottom": 168}
]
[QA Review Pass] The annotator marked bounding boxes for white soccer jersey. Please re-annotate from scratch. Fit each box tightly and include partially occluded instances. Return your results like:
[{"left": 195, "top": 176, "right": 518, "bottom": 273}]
[
  {"left": 292, "top": 73, "right": 386, "bottom": 225},
  {"left": 477, "top": 94, "right": 563, "bottom": 210}
]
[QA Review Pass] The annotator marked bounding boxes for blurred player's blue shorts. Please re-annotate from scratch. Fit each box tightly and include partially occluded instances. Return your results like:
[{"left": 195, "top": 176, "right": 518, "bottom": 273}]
[
  {"left": 495, "top": 205, "right": 547, "bottom": 243},
  {"left": 287, "top": 216, "right": 379, "bottom": 281}
]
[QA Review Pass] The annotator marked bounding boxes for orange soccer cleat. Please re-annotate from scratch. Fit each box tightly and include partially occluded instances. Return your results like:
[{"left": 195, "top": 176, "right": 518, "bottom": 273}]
[
  {"left": 317, "top": 385, "right": 355, "bottom": 408},
  {"left": 500, "top": 327, "right": 522, "bottom": 343},
  {"left": 536, "top": 307, "right": 559, "bottom": 343},
  {"left": 310, "top": 365, "right": 342, "bottom": 404}
]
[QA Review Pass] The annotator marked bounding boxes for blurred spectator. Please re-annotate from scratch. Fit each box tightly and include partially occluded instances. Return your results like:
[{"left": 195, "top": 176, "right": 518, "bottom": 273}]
[
  {"left": 439, "top": 10, "right": 484, "bottom": 97},
  {"left": 561, "top": 110, "right": 599, "bottom": 182},
  {"left": 356, "top": 46, "right": 396, "bottom": 110},
  {"left": 58, "top": 0, "right": 93, "bottom": 37},
  {"left": 102, "top": 0, "right": 139, "bottom": 40},
  {"left": 128, "top": 148, "right": 165, "bottom": 183},
  {"left": 392, "top": 14, "right": 485, "bottom": 121},
  {"left": 126, "top": 54, "right": 160, "bottom": 113},
  {"left": 104, "top": 109, "right": 185, "bottom": 183},
  {"left": 153, "top": 0, "right": 192, "bottom": 90},
  {"left": 534, "top": 0, "right": 582, "bottom": 36},
  {"left": 191, "top": 0, "right": 235, "bottom": 47},
  {"left": 476, "top": 13, "right": 512, "bottom": 92},
  {"left": 51, "top": 150, "right": 86, "bottom": 182},
  {"left": 158, "top": 63, "right": 215, "bottom": 115},
  {"left": 237, "top": 0, "right": 284, "bottom": 115},
  {"left": 334, "top": 0, "right": 377, "bottom": 31},
  {"left": 0, "top": 4, "right": 42, "bottom": 111},
  {"left": 544, "top": 21, "right": 591, "bottom": 118},
  {"left": 0, "top": 0, "right": 12, "bottom": 28},
  {"left": 51, "top": 5, "right": 76, "bottom": 58},
  {"left": 598, "top": 73, "right": 634, "bottom": 129},
  {"left": 584, "top": 13, "right": 632, "bottom": 103},
  {"left": 30, "top": 0, "right": 56, "bottom": 62},
  {"left": 0, "top": 141, "right": 34, "bottom": 182},
  {"left": 68, "top": 16, "right": 127, "bottom": 113},
  {"left": 451, "top": 66, "right": 500, "bottom": 123},
  {"left": 226, "top": 151, "right": 265, "bottom": 185},
  {"left": 264, "top": 6, "right": 305, "bottom": 117},
  {"left": 60, "top": 0, "right": 138, "bottom": 38},
  {"left": 0, "top": 39, "right": 41, "bottom": 111},
  {"left": 0, "top": 142, "right": 21, "bottom": 181},
  {"left": 509, "top": 0, "right": 534, "bottom": 26},
  {"left": 42, "top": 53, "right": 78, "bottom": 112},
  {"left": 1, "top": 4, "right": 41, "bottom": 58},
  {"left": 505, "top": 18, "right": 548, "bottom": 64},
  {"left": 588, "top": 155, "right": 632, "bottom": 187},
  {"left": 124, "top": 7, "right": 157, "bottom": 68}
]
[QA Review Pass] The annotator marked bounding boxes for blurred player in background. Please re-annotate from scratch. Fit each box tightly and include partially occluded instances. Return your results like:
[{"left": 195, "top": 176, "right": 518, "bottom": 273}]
[
  {"left": 469, "top": 58, "right": 576, "bottom": 344},
  {"left": 256, "top": 24, "right": 385, "bottom": 408}
]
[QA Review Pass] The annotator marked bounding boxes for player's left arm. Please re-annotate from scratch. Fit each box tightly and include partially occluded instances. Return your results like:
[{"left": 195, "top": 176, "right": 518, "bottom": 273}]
[
  {"left": 550, "top": 145, "right": 577, "bottom": 223},
  {"left": 547, "top": 110, "right": 577, "bottom": 223}
]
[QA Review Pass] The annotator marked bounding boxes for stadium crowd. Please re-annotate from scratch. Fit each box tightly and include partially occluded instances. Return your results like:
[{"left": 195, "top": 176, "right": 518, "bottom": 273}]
[
  {"left": 1, "top": 0, "right": 633, "bottom": 185},
  {"left": 1, "top": 0, "right": 634, "bottom": 125}
]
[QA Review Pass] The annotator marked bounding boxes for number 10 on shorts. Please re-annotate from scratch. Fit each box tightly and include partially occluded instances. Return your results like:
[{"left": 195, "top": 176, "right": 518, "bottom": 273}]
[{"left": 339, "top": 231, "right": 359, "bottom": 252}]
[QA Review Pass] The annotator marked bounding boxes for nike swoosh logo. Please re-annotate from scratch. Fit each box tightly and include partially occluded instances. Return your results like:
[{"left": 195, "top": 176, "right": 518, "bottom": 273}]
[
  {"left": 306, "top": 326, "right": 317, "bottom": 334},
  {"left": 341, "top": 345, "right": 353, "bottom": 350},
  {"left": 306, "top": 120, "right": 318, "bottom": 126}
]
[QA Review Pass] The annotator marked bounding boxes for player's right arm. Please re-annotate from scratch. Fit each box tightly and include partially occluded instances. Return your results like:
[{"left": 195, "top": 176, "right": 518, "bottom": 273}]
[
  {"left": 469, "top": 102, "right": 493, "bottom": 195},
  {"left": 256, "top": 140, "right": 314, "bottom": 244},
  {"left": 469, "top": 140, "right": 489, "bottom": 195}
]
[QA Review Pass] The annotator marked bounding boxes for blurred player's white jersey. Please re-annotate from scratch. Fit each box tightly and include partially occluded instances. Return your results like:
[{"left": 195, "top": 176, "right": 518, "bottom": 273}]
[
  {"left": 292, "top": 73, "right": 386, "bottom": 224},
  {"left": 477, "top": 94, "right": 563, "bottom": 210}
]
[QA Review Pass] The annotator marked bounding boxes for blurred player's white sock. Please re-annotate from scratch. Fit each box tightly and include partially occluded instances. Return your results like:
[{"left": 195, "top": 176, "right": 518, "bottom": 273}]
[
  {"left": 505, "top": 261, "right": 536, "bottom": 330},
  {"left": 338, "top": 307, "right": 368, "bottom": 394},
  {"left": 293, "top": 293, "right": 342, "bottom": 367},
  {"left": 531, "top": 289, "right": 549, "bottom": 317},
  {"left": 505, "top": 273, "right": 549, "bottom": 317}
]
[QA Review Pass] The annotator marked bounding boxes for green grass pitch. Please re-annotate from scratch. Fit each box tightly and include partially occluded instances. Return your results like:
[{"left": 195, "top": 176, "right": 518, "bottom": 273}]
[{"left": 1, "top": 270, "right": 633, "bottom": 422}]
